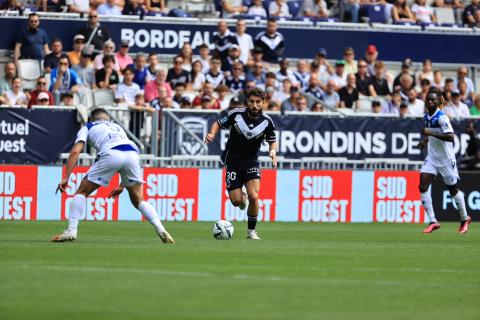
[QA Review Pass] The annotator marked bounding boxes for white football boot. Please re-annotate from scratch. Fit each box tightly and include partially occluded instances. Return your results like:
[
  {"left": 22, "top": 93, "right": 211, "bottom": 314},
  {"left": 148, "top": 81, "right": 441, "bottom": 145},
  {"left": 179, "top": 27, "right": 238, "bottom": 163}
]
[
  {"left": 156, "top": 229, "right": 175, "bottom": 244},
  {"left": 247, "top": 230, "right": 261, "bottom": 240},
  {"left": 51, "top": 230, "right": 77, "bottom": 242}
]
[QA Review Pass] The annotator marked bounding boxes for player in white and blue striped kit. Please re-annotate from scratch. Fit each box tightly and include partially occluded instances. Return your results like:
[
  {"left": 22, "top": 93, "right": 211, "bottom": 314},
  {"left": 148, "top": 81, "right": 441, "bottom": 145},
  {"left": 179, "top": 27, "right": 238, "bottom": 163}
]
[
  {"left": 418, "top": 88, "right": 471, "bottom": 234},
  {"left": 52, "top": 108, "right": 174, "bottom": 243}
]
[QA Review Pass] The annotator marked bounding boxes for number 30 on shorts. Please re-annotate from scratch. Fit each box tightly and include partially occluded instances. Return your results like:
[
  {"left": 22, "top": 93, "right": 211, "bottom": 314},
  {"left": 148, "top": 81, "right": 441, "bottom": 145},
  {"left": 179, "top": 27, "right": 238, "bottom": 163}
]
[{"left": 226, "top": 171, "right": 237, "bottom": 181}]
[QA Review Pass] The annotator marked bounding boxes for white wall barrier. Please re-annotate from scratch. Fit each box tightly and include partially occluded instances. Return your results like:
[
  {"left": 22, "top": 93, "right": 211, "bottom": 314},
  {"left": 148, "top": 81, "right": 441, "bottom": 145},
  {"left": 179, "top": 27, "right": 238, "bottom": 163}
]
[{"left": 0, "top": 165, "right": 443, "bottom": 223}]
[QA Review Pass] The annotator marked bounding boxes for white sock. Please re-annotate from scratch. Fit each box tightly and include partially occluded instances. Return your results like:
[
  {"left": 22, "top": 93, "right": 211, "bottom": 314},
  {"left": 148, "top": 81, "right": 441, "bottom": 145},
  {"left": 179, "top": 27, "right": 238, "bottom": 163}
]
[
  {"left": 421, "top": 191, "right": 437, "bottom": 223},
  {"left": 67, "top": 194, "right": 86, "bottom": 233},
  {"left": 453, "top": 191, "right": 468, "bottom": 221},
  {"left": 138, "top": 201, "right": 166, "bottom": 233}
]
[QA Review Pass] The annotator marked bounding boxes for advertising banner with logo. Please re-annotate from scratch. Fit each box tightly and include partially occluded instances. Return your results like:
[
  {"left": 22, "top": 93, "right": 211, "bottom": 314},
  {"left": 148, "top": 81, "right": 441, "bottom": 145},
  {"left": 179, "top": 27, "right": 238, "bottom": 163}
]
[
  {"left": 143, "top": 168, "right": 199, "bottom": 221},
  {"left": 1, "top": 18, "right": 480, "bottom": 63},
  {"left": 431, "top": 172, "right": 480, "bottom": 221},
  {"left": 166, "top": 111, "right": 480, "bottom": 161},
  {"left": 0, "top": 108, "right": 79, "bottom": 164},
  {"left": 373, "top": 171, "right": 424, "bottom": 223},
  {"left": 0, "top": 166, "right": 37, "bottom": 220},
  {"left": 298, "top": 170, "right": 352, "bottom": 222},
  {"left": 220, "top": 169, "right": 277, "bottom": 222},
  {"left": 60, "top": 167, "right": 120, "bottom": 221},
  {"left": 2, "top": 165, "right": 478, "bottom": 223}
]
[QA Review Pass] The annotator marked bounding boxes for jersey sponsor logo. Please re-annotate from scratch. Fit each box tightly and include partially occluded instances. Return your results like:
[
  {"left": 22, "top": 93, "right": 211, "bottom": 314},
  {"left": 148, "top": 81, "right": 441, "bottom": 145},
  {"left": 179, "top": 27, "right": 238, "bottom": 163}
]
[
  {"left": 373, "top": 172, "right": 423, "bottom": 223},
  {"left": 0, "top": 166, "right": 36, "bottom": 220},
  {"left": 144, "top": 168, "right": 199, "bottom": 221},
  {"left": 221, "top": 169, "right": 276, "bottom": 222},
  {"left": 61, "top": 167, "right": 119, "bottom": 221},
  {"left": 234, "top": 114, "right": 269, "bottom": 140},
  {"left": 298, "top": 171, "right": 352, "bottom": 222},
  {"left": 177, "top": 117, "right": 208, "bottom": 156}
]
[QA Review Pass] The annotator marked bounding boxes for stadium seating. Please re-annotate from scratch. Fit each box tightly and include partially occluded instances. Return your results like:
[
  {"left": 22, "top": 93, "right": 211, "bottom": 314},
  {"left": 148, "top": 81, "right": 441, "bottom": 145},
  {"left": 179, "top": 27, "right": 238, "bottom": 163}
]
[
  {"left": 92, "top": 89, "right": 115, "bottom": 108},
  {"left": 17, "top": 59, "right": 41, "bottom": 90}
]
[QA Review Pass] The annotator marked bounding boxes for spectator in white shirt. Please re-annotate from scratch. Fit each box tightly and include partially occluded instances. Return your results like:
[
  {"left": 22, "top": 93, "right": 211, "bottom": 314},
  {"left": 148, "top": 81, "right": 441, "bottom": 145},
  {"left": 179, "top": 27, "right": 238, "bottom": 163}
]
[
  {"left": 444, "top": 90, "right": 471, "bottom": 119},
  {"left": 115, "top": 66, "right": 142, "bottom": 106},
  {"left": 3, "top": 77, "right": 27, "bottom": 106},
  {"left": 66, "top": 0, "right": 90, "bottom": 13},
  {"left": 235, "top": 19, "right": 254, "bottom": 65},
  {"left": 269, "top": 0, "right": 292, "bottom": 18},
  {"left": 221, "top": 0, "right": 248, "bottom": 18},
  {"left": 328, "top": 61, "right": 347, "bottom": 91},
  {"left": 411, "top": 0, "right": 436, "bottom": 23},
  {"left": 302, "top": 0, "right": 329, "bottom": 18},
  {"left": 248, "top": 0, "right": 268, "bottom": 17},
  {"left": 406, "top": 87, "right": 425, "bottom": 116}
]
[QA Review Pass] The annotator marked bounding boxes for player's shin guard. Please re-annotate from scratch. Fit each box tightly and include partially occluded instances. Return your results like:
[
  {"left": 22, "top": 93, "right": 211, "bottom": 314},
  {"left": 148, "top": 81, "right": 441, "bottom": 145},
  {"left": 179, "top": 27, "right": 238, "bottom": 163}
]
[
  {"left": 68, "top": 194, "right": 86, "bottom": 233},
  {"left": 453, "top": 191, "right": 468, "bottom": 221},
  {"left": 138, "top": 201, "right": 166, "bottom": 233},
  {"left": 420, "top": 190, "right": 437, "bottom": 223},
  {"left": 247, "top": 215, "right": 257, "bottom": 232}
]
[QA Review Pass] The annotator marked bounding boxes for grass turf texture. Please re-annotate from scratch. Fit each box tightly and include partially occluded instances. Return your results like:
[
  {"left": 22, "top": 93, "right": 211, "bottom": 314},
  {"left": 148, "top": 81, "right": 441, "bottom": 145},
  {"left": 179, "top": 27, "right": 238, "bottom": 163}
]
[{"left": 0, "top": 221, "right": 479, "bottom": 320}]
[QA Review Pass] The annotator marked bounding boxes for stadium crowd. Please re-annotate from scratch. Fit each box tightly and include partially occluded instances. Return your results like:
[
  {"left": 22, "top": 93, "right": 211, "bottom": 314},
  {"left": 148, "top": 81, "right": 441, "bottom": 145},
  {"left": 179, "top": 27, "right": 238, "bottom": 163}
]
[
  {"left": 1, "top": 11, "right": 479, "bottom": 131},
  {"left": 1, "top": 0, "right": 480, "bottom": 27}
]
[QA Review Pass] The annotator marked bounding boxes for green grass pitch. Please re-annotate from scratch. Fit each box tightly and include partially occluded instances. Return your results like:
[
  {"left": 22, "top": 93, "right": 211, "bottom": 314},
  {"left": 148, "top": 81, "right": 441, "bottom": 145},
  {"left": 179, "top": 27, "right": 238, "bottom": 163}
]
[{"left": 0, "top": 221, "right": 479, "bottom": 320}]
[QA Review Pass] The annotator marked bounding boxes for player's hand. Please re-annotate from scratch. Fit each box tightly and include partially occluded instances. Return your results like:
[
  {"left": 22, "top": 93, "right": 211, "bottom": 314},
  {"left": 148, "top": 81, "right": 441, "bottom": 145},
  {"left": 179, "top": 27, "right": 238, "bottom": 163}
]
[
  {"left": 269, "top": 150, "right": 278, "bottom": 168},
  {"left": 56, "top": 178, "right": 68, "bottom": 194},
  {"left": 422, "top": 128, "right": 430, "bottom": 136},
  {"left": 205, "top": 133, "right": 215, "bottom": 144},
  {"left": 108, "top": 185, "right": 125, "bottom": 199}
]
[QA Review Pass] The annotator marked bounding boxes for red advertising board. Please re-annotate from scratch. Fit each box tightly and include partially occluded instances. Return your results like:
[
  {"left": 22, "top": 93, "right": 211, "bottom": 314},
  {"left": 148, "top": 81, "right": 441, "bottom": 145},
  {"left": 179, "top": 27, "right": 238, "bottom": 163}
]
[
  {"left": 0, "top": 166, "right": 37, "bottom": 220},
  {"left": 220, "top": 169, "right": 277, "bottom": 222},
  {"left": 143, "top": 168, "right": 199, "bottom": 221},
  {"left": 298, "top": 170, "right": 352, "bottom": 222},
  {"left": 61, "top": 167, "right": 120, "bottom": 221},
  {"left": 373, "top": 171, "right": 424, "bottom": 223}
]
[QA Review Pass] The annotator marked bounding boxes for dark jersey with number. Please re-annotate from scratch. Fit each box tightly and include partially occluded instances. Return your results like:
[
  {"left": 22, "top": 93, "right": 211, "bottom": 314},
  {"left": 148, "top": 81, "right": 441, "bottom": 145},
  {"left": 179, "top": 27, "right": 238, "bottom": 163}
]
[{"left": 217, "top": 108, "right": 276, "bottom": 164}]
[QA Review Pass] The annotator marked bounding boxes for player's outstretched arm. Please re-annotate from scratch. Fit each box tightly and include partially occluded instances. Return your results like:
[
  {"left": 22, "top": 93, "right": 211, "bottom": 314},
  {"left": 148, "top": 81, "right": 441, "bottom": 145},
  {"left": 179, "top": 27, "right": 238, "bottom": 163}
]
[
  {"left": 269, "top": 142, "right": 278, "bottom": 168},
  {"left": 205, "top": 121, "right": 221, "bottom": 144},
  {"left": 422, "top": 128, "right": 454, "bottom": 142},
  {"left": 56, "top": 142, "right": 85, "bottom": 194}
]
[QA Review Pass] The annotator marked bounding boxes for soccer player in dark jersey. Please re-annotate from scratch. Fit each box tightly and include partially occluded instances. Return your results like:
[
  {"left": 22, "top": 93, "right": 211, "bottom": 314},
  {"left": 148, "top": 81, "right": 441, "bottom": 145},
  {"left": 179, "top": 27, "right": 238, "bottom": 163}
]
[{"left": 205, "top": 87, "right": 278, "bottom": 240}]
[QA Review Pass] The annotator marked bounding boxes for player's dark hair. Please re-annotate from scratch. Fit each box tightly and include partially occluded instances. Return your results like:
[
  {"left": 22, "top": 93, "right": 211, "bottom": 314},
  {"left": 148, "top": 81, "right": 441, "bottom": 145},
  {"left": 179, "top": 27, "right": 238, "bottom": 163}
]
[
  {"left": 90, "top": 108, "right": 109, "bottom": 121},
  {"left": 102, "top": 54, "right": 115, "bottom": 65},
  {"left": 247, "top": 87, "right": 266, "bottom": 100}
]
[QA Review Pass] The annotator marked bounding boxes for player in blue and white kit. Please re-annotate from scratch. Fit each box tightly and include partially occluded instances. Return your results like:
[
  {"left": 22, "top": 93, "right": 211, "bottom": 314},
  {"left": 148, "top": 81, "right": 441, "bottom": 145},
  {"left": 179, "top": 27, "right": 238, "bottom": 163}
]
[
  {"left": 418, "top": 88, "right": 471, "bottom": 234},
  {"left": 52, "top": 108, "right": 174, "bottom": 243}
]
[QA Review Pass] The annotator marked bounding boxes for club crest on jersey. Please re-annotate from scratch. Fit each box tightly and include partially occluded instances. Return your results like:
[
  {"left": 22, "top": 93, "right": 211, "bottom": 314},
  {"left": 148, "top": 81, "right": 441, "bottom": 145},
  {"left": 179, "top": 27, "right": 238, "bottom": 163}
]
[{"left": 177, "top": 117, "right": 208, "bottom": 156}]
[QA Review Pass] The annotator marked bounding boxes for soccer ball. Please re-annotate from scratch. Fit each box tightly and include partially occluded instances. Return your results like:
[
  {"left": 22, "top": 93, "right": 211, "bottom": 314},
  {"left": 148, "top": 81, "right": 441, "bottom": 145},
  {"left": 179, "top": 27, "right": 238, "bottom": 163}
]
[{"left": 212, "top": 220, "right": 234, "bottom": 240}]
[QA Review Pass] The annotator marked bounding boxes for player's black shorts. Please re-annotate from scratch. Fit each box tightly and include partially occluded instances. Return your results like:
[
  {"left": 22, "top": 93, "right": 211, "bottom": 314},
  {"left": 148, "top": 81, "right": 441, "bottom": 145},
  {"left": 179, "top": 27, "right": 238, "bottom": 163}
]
[{"left": 225, "top": 161, "right": 261, "bottom": 191}]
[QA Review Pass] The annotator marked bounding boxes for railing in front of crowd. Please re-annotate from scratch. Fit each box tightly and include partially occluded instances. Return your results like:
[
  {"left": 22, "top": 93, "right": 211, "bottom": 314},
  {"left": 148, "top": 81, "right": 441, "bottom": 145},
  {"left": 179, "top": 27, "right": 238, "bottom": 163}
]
[{"left": 58, "top": 153, "right": 425, "bottom": 171}]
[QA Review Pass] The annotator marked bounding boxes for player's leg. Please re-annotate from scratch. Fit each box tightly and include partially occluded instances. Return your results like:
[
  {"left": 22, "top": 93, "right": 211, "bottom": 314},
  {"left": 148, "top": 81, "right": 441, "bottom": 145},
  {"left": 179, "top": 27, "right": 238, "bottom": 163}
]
[
  {"left": 121, "top": 151, "right": 174, "bottom": 243},
  {"left": 52, "top": 151, "right": 122, "bottom": 242},
  {"left": 245, "top": 178, "right": 261, "bottom": 240},
  {"left": 52, "top": 179, "right": 100, "bottom": 242},
  {"left": 419, "top": 170, "right": 440, "bottom": 233},
  {"left": 439, "top": 164, "right": 471, "bottom": 234},
  {"left": 125, "top": 183, "right": 174, "bottom": 243},
  {"left": 226, "top": 165, "right": 246, "bottom": 209}
]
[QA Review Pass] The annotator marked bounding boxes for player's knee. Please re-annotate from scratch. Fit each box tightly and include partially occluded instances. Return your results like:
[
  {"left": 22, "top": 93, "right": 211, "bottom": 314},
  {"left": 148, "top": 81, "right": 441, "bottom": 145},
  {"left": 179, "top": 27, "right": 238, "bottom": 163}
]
[
  {"left": 248, "top": 193, "right": 258, "bottom": 203},
  {"left": 230, "top": 198, "right": 243, "bottom": 207}
]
